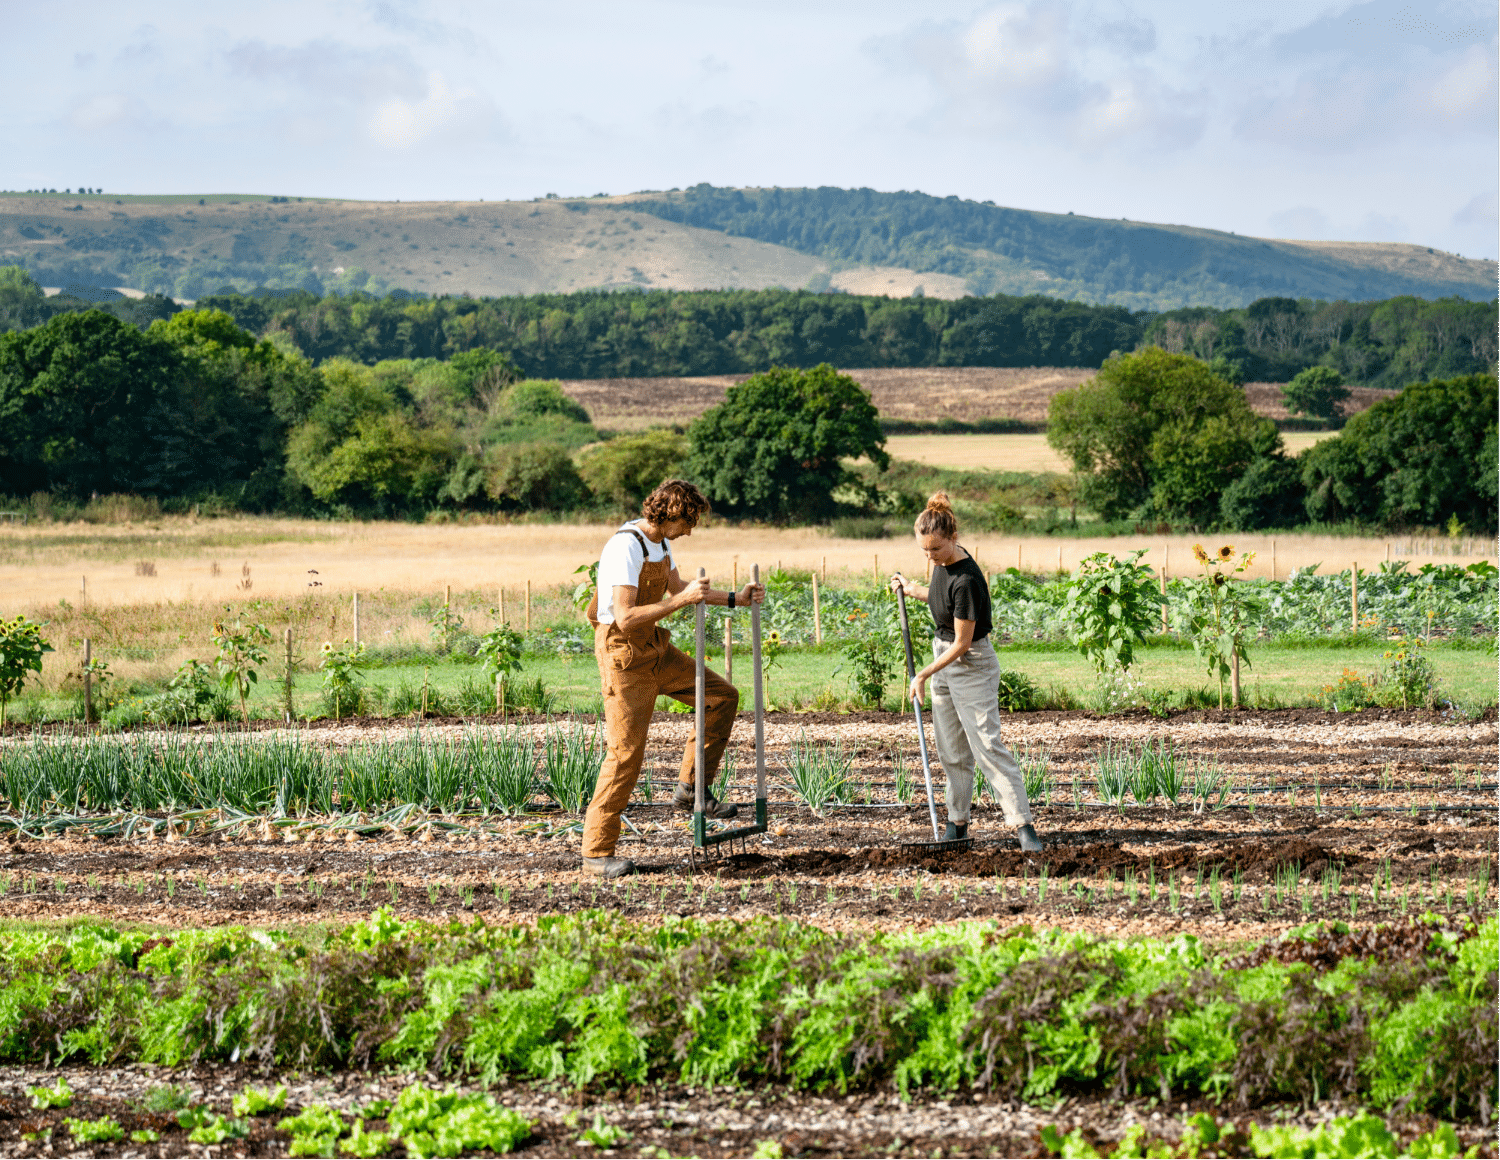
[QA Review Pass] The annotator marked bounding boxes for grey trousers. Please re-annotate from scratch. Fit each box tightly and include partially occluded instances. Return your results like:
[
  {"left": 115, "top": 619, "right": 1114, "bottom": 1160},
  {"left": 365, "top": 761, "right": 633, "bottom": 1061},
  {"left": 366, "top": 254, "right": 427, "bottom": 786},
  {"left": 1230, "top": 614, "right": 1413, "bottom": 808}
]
[{"left": 929, "top": 637, "right": 1033, "bottom": 826}]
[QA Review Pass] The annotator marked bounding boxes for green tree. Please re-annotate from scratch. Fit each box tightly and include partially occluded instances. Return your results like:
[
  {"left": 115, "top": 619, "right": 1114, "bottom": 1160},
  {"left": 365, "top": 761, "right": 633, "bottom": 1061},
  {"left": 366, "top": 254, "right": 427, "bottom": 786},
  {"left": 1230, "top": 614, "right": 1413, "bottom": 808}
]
[
  {"left": 684, "top": 363, "right": 887, "bottom": 521},
  {"left": 1301, "top": 373, "right": 1498, "bottom": 529},
  {"left": 1047, "top": 347, "right": 1275, "bottom": 525},
  {"left": 1282, "top": 366, "right": 1350, "bottom": 423},
  {"left": 485, "top": 442, "right": 585, "bottom": 511},
  {"left": 0, "top": 310, "right": 184, "bottom": 497},
  {"left": 0, "top": 266, "right": 54, "bottom": 333},
  {"left": 577, "top": 430, "right": 688, "bottom": 509}
]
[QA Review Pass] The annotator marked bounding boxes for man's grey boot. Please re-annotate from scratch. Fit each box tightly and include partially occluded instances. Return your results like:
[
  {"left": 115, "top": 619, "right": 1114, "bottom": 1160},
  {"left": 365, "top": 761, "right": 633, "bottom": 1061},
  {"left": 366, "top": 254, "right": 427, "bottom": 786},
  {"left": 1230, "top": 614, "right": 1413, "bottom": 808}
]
[
  {"left": 944, "top": 821, "right": 968, "bottom": 841},
  {"left": 673, "top": 782, "right": 739, "bottom": 819},
  {"left": 582, "top": 855, "right": 636, "bottom": 879}
]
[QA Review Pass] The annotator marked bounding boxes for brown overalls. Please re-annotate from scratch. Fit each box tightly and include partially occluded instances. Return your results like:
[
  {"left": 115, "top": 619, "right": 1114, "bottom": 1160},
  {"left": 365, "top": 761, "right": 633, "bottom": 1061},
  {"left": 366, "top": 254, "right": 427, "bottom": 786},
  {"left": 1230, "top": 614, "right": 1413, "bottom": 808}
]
[{"left": 583, "top": 530, "right": 739, "bottom": 858}]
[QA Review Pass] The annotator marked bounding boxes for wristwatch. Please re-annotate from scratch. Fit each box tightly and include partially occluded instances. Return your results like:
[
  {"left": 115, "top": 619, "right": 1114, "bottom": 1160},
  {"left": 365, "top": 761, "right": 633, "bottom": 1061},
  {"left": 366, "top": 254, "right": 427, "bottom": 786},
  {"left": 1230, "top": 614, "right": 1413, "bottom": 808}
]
[{"left": 727, "top": 592, "right": 736, "bottom": 609}]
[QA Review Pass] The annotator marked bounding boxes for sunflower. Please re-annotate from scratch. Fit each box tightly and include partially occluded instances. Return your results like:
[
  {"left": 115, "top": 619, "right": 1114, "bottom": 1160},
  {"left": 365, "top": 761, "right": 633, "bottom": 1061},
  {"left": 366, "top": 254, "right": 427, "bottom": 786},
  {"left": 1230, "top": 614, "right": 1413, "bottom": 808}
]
[
  {"left": 766, "top": 631, "right": 782, "bottom": 644},
  {"left": 1192, "top": 544, "right": 1210, "bottom": 565},
  {"left": 1217, "top": 545, "right": 1235, "bottom": 562}
]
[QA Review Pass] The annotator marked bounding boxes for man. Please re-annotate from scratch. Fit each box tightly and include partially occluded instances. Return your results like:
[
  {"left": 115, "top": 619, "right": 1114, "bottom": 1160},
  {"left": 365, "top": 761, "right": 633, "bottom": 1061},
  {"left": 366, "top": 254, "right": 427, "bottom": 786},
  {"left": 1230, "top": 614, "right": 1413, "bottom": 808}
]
[{"left": 583, "top": 479, "right": 765, "bottom": 878}]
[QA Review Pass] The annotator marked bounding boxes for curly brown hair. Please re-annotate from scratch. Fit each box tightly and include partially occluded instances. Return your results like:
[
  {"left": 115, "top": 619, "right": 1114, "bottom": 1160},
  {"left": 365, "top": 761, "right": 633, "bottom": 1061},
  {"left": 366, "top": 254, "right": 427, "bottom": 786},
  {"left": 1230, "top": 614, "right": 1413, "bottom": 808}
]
[
  {"left": 913, "top": 491, "right": 958, "bottom": 539},
  {"left": 642, "top": 479, "right": 711, "bottom": 527}
]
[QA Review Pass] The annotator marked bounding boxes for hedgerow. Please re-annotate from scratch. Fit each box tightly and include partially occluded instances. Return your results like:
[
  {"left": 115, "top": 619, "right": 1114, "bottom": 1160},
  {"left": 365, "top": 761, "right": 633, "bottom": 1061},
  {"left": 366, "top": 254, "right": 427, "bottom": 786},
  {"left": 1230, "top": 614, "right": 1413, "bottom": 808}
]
[{"left": 0, "top": 911, "right": 1492, "bottom": 1120}]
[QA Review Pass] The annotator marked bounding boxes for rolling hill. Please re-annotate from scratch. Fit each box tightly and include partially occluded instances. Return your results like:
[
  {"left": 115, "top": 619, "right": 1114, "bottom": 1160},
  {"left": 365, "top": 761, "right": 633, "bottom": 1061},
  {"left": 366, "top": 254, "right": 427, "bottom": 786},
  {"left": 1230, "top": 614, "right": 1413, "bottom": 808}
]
[{"left": 1, "top": 185, "right": 1492, "bottom": 310}]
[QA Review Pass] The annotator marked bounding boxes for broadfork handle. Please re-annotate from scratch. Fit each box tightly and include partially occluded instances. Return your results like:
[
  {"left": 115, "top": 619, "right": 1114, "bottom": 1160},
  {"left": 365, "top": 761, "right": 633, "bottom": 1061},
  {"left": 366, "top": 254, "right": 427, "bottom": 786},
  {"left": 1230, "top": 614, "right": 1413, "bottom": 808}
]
[
  {"left": 751, "top": 563, "right": 764, "bottom": 802},
  {"left": 694, "top": 566, "right": 706, "bottom": 814}
]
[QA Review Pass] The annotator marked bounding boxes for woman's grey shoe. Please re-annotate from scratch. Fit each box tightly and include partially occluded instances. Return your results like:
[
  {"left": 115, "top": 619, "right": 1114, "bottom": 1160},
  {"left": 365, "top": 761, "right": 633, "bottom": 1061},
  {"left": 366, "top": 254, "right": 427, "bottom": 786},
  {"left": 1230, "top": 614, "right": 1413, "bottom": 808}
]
[
  {"left": 582, "top": 856, "right": 636, "bottom": 879},
  {"left": 672, "top": 783, "right": 739, "bottom": 819},
  {"left": 944, "top": 821, "right": 968, "bottom": 841},
  {"left": 1017, "top": 824, "right": 1043, "bottom": 853}
]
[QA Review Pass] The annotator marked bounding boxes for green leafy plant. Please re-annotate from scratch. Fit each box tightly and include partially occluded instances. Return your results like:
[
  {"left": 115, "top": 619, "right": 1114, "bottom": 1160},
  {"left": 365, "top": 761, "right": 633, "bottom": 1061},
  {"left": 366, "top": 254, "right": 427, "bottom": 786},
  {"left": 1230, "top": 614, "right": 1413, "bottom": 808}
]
[
  {"left": 0, "top": 615, "right": 52, "bottom": 727},
  {"left": 475, "top": 621, "right": 525, "bottom": 685},
  {"left": 1060, "top": 550, "right": 1159, "bottom": 674},
  {"left": 179, "top": 1106, "right": 250, "bottom": 1144},
  {"left": 212, "top": 611, "right": 272, "bottom": 722},
  {"left": 232, "top": 1082, "right": 288, "bottom": 1116},
  {"left": 1181, "top": 543, "right": 1264, "bottom": 709},
  {"left": 842, "top": 620, "right": 898, "bottom": 709},
  {"left": 137, "top": 1083, "right": 191, "bottom": 1112},
  {"left": 279, "top": 1104, "right": 347, "bottom": 1156},
  {"left": 571, "top": 560, "right": 599, "bottom": 612},
  {"left": 782, "top": 732, "right": 853, "bottom": 816},
  {"left": 28, "top": 1077, "right": 72, "bottom": 1109},
  {"left": 63, "top": 1115, "right": 123, "bottom": 1143},
  {"left": 320, "top": 639, "right": 371, "bottom": 719},
  {"left": 997, "top": 668, "right": 1038, "bottom": 712},
  {"left": 579, "top": 1112, "right": 629, "bottom": 1148},
  {"left": 1380, "top": 635, "right": 1440, "bottom": 710}
]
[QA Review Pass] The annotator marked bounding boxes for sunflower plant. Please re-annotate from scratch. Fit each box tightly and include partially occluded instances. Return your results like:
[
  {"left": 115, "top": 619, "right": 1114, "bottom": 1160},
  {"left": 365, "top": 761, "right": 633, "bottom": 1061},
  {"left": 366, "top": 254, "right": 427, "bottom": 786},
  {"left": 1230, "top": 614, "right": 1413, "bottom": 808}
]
[
  {"left": 1181, "top": 544, "right": 1264, "bottom": 709},
  {"left": 1059, "top": 550, "right": 1161, "bottom": 674}
]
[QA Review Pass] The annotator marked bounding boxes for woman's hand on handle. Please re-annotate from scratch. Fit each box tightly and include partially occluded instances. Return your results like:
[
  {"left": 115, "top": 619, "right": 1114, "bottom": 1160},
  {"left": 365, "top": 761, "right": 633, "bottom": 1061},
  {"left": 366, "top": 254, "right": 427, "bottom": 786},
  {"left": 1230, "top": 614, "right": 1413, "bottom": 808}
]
[
  {"left": 909, "top": 672, "right": 928, "bottom": 707},
  {"left": 890, "top": 573, "right": 927, "bottom": 601}
]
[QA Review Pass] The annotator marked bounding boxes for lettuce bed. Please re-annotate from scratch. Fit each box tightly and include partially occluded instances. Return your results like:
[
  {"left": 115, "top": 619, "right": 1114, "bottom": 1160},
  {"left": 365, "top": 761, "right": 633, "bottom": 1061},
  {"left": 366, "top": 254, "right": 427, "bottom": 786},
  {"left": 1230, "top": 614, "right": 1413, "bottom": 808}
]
[{"left": 0, "top": 911, "right": 1492, "bottom": 1121}]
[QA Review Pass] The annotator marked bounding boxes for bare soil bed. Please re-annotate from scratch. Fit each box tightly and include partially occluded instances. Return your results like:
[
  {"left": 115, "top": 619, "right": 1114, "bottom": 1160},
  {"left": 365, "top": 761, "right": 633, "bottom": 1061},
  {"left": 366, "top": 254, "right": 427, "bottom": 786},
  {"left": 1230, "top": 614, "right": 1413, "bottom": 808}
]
[
  {"left": 0, "top": 710, "right": 1492, "bottom": 1157},
  {"left": 4, "top": 710, "right": 1492, "bottom": 940},
  {"left": 3, "top": 1066, "right": 1495, "bottom": 1159}
]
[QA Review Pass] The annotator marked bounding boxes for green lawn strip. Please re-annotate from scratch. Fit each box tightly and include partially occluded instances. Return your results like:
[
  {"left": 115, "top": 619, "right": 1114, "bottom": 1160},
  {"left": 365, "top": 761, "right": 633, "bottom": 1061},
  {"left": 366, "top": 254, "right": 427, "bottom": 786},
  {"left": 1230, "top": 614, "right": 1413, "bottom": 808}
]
[{"left": 0, "top": 910, "right": 1491, "bottom": 1124}]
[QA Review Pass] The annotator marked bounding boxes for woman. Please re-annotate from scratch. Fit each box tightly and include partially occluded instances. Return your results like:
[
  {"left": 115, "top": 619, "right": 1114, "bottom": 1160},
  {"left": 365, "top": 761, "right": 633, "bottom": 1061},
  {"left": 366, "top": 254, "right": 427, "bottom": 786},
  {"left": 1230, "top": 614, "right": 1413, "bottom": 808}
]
[{"left": 891, "top": 493, "right": 1043, "bottom": 852}]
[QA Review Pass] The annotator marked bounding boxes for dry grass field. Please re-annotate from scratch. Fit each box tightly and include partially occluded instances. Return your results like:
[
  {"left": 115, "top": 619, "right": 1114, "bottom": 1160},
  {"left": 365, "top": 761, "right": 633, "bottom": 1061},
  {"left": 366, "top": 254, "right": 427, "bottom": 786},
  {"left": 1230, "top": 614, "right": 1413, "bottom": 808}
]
[
  {"left": 563, "top": 367, "right": 1397, "bottom": 432},
  {"left": 883, "top": 430, "right": 1339, "bottom": 472},
  {"left": 3, "top": 517, "right": 1491, "bottom": 614}
]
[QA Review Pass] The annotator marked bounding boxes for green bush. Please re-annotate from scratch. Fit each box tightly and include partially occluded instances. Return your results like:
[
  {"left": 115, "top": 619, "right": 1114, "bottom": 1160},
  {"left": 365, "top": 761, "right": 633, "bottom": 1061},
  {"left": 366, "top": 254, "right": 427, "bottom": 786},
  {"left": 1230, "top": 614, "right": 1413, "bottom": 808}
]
[
  {"left": 576, "top": 429, "right": 687, "bottom": 508},
  {"left": 1218, "top": 455, "right": 1306, "bottom": 530},
  {"left": 484, "top": 442, "right": 586, "bottom": 511},
  {"left": 1282, "top": 366, "right": 1351, "bottom": 423}
]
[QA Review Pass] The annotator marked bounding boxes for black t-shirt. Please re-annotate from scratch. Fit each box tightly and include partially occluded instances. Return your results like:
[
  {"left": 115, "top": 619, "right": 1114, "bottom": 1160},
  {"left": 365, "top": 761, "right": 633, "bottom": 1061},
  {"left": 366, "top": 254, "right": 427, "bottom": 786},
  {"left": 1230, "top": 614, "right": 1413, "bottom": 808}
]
[{"left": 928, "top": 551, "right": 992, "bottom": 643}]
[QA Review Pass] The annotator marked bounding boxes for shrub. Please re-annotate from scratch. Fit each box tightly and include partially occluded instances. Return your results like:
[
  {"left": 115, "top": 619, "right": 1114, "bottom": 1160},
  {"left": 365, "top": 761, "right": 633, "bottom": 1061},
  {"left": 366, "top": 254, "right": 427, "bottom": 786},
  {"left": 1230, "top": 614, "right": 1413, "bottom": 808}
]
[
  {"left": 577, "top": 430, "right": 687, "bottom": 508},
  {"left": 1218, "top": 455, "right": 1306, "bottom": 530},
  {"left": 484, "top": 443, "right": 586, "bottom": 511},
  {"left": 1282, "top": 366, "right": 1351, "bottom": 423},
  {"left": 997, "top": 669, "right": 1038, "bottom": 712},
  {"left": 830, "top": 516, "right": 890, "bottom": 539}
]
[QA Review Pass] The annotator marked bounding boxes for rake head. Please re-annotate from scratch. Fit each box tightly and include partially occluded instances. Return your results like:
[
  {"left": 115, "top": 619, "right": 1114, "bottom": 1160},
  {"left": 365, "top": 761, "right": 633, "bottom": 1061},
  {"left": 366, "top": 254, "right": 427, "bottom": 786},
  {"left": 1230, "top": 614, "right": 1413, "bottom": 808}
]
[{"left": 898, "top": 836, "right": 975, "bottom": 855}]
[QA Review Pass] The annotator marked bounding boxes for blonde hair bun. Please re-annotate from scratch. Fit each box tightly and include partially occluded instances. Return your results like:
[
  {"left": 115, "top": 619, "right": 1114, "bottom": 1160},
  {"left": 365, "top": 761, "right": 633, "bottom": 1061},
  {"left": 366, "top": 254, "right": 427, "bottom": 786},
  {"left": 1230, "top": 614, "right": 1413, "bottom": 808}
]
[{"left": 914, "top": 491, "right": 959, "bottom": 538}]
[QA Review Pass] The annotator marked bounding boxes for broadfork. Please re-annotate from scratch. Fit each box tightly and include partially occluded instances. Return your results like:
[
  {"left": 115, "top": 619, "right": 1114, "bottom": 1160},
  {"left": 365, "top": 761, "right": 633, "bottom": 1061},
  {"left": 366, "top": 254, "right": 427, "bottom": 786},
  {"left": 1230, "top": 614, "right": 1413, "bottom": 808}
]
[{"left": 692, "top": 564, "right": 768, "bottom": 860}]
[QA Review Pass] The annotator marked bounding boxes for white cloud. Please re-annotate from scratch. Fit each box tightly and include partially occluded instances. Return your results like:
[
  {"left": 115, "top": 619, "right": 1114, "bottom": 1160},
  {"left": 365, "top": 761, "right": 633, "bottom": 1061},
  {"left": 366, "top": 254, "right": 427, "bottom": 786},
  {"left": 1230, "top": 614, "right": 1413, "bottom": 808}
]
[
  {"left": 69, "top": 93, "right": 132, "bottom": 131},
  {"left": 368, "top": 71, "right": 498, "bottom": 148},
  {"left": 1266, "top": 205, "right": 1332, "bottom": 238},
  {"left": 1453, "top": 190, "right": 1497, "bottom": 225},
  {"left": 1356, "top": 212, "right": 1408, "bottom": 241},
  {"left": 895, "top": 1, "right": 1204, "bottom": 149}
]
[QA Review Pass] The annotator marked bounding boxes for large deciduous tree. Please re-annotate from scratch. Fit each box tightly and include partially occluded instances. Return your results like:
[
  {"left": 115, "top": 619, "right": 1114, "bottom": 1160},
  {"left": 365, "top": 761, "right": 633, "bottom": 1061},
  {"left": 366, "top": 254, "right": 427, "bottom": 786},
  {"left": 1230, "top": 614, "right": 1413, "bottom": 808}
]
[
  {"left": 1301, "top": 373, "right": 1498, "bottom": 529},
  {"left": 684, "top": 363, "right": 887, "bottom": 522},
  {"left": 1047, "top": 346, "right": 1276, "bottom": 526}
]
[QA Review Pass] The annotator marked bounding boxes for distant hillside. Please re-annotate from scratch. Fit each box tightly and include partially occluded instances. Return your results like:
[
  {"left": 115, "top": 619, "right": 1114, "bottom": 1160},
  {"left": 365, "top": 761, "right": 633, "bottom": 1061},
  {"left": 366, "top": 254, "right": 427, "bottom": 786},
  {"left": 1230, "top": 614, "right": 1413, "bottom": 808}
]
[
  {"left": 624, "top": 185, "right": 1497, "bottom": 309},
  {"left": 0, "top": 192, "right": 821, "bottom": 301},
  {"left": 2, "top": 187, "right": 1493, "bottom": 310}
]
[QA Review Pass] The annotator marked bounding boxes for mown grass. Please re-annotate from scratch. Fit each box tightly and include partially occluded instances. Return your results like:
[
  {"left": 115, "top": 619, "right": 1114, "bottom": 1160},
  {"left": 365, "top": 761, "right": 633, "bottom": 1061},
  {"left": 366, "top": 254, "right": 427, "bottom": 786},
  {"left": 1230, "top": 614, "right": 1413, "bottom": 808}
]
[{"left": 8, "top": 638, "right": 1494, "bottom": 726}]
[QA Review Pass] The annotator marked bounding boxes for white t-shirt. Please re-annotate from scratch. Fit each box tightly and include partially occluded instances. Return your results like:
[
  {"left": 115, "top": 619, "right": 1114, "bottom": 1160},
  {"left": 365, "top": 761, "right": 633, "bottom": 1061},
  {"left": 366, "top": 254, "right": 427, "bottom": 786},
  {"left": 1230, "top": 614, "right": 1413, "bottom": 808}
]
[{"left": 595, "top": 522, "right": 673, "bottom": 625}]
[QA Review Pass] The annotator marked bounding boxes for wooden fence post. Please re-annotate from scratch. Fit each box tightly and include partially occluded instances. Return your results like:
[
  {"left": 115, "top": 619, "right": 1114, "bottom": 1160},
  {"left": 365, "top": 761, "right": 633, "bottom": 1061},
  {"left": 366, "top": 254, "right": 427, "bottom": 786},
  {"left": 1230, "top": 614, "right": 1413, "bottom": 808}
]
[
  {"left": 284, "top": 628, "right": 295, "bottom": 722},
  {"left": 525, "top": 580, "right": 531, "bottom": 632},
  {"left": 724, "top": 617, "right": 733, "bottom": 682},
  {"left": 352, "top": 592, "right": 359, "bottom": 645},
  {"left": 1351, "top": 564, "right": 1359, "bottom": 633},
  {"left": 812, "top": 571, "right": 822, "bottom": 644},
  {"left": 83, "top": 638, "right": 92, "bottom": 725},
  {"left": 498, "top": 588, "right": 506, "bottom": 624}
]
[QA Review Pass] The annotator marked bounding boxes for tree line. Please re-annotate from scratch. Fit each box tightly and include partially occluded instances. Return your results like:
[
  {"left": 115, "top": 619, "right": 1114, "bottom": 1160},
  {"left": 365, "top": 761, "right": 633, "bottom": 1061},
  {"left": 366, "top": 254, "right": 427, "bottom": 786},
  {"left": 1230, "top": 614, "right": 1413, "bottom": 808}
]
[{"left": 2, "top": 265, "right": 1492, "bottom": 388}]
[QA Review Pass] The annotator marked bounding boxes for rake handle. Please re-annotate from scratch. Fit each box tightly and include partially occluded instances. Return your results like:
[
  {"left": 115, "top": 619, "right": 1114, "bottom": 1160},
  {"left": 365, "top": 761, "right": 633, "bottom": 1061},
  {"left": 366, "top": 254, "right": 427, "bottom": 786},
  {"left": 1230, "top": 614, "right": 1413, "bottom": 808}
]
[
  {"left": 751, "top": 563, "right": 765, "bottom": 805},
  {"left": 695, "top": 567, "right": 706, "bottom": 816},
  {"left": 897, "top": 586, "right": 942, "bottom": 842}
]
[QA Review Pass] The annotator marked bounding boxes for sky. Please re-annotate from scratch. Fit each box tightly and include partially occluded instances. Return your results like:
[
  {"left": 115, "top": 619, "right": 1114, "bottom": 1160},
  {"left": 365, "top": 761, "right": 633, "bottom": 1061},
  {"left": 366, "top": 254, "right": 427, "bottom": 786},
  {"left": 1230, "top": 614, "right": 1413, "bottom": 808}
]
[{"left": 10, "top": 0, "right": 1498, "bottom": 259}]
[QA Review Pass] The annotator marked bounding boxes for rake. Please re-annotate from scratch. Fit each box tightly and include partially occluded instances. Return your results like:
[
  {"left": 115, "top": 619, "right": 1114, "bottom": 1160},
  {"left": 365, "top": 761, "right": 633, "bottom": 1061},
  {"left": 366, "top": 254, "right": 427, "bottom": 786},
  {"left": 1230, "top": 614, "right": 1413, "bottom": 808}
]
[
  {"left": 896, "top": 585, "right": 973, "bottom": 854},
  {"left": 692, "top": 564, "right": 769, "bottom": 858}
]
